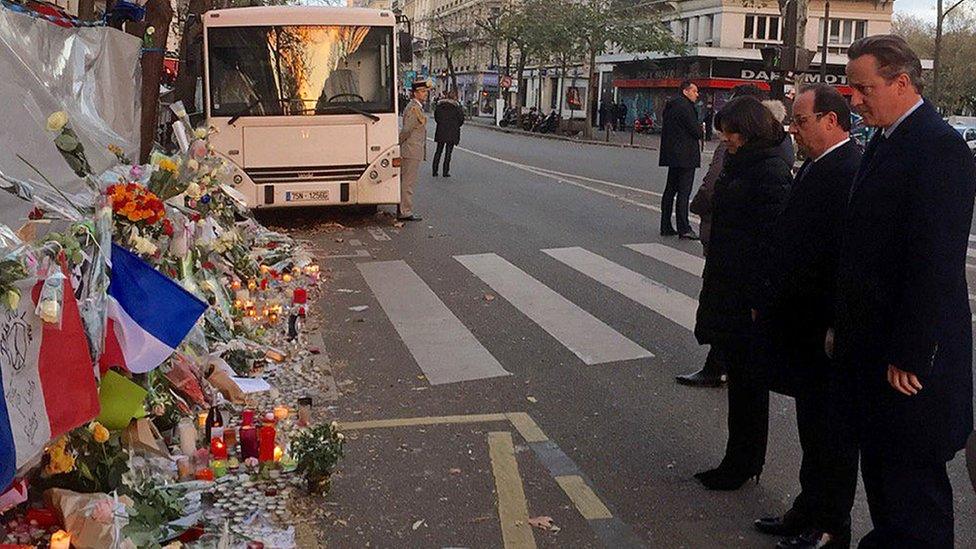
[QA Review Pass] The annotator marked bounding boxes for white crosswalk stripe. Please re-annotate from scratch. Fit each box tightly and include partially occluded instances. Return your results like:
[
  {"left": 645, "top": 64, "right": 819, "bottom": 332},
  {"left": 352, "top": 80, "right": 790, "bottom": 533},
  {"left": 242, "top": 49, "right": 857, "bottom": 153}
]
[
  {"left": 358, "top": 260, "right": 511, "bottom": 385},
  {"left": 625, "top": 243, "right": 704, "bottom": 277},
  {"left": 543, "top": 246, "right": 699, "bottom": 331},
  {"left": 456, "top": 253, "right": 653, "bottom": 365}
]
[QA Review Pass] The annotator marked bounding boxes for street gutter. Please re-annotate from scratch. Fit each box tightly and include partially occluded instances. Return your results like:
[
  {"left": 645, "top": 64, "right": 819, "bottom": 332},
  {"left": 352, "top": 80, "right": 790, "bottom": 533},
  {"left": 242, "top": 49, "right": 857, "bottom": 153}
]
[{"left": 466, "top": 117, "right": 658, "bottom": 152}]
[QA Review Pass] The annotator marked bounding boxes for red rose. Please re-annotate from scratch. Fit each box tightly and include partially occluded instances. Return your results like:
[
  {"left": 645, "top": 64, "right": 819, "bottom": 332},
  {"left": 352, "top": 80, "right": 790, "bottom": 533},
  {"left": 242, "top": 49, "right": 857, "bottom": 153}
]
[
  {"left": 202, "top": 261, "right": 215, "bottom": 270},
  {"left": 162, "top": 219, "right": 174, "bottom": 236}
]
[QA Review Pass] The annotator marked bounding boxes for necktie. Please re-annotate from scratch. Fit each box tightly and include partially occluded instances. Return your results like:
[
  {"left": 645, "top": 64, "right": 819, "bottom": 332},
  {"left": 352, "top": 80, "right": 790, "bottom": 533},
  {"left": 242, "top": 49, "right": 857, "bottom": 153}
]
[{"left": 794, "top": 160, "right": 812, "bottom": 185}]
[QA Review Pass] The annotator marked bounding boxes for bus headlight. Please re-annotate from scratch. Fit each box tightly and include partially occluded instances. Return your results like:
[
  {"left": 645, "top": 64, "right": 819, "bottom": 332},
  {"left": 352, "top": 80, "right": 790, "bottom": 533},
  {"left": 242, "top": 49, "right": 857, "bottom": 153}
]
[
  {"left": 369, "top": 170, "right": 378, "bottom": 180},
  {"left": 233, "top": 174, "right": 243, "bottom": 184},
  {"left": 380, "top": 158, "right": 390, "bottom": 168}
]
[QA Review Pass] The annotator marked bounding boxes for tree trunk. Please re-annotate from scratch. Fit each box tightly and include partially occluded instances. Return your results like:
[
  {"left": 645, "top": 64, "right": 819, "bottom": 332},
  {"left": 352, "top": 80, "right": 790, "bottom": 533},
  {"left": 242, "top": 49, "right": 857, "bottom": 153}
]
[
  {"left": 127, "top": 0, "right": 174, "bottom": 163},
  {"left": 582, "top": 46, "right": 597, "bottom": 139},
  {"left": 77, "top": 0, "right": 95, "bottom": 21},
  {"left": 175, "top": 0, "right": 209, "bottom": 114},
  {"left": 934, "top": 0, "right": 944, "bottom": 105},
  {"left": 557, "top": 62, "right": 567, "bottom": 121}
]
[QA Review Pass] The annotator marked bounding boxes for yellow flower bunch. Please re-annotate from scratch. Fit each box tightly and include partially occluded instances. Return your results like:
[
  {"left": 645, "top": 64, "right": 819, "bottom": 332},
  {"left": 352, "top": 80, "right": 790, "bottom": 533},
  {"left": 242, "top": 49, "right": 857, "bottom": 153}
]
[
  {"left": 157, "top": 158, "right": 179, "bottom": 174},
  {"left": 43, "top": 436, "right": 76, "bottom": 477},
  {"left": 107, "top": 144, "right": 123, "bottom": 156}
]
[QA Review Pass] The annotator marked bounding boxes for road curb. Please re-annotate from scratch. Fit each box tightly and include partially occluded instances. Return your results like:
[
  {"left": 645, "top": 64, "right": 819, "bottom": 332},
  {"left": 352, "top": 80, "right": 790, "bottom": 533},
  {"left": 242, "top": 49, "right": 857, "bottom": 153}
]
[{"left": 467, "top": 119, "right": 658, "bottom": 152}]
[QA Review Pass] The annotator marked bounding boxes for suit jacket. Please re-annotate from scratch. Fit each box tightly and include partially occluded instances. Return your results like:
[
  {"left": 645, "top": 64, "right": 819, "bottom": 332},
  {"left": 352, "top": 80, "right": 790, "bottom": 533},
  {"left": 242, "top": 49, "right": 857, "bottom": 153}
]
[
  {"left": 399, "top": 99, "right": 427, "bottom": 160},
  {"left": 434, "top": 99, "right": 464, "bottom": 144},
  {"left": 659, "top": 95, "right": 702, "bottom": 168},
  {"left": 835, "top": 100, "right": 976, "bottom": 464},
  {"left": 768, "top": 140, "right": 860, "bottom": 395}
]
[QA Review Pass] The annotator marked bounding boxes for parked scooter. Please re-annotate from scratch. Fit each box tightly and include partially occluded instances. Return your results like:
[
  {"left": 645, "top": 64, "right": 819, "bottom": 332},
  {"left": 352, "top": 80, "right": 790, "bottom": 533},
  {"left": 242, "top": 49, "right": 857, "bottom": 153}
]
[
  {"left": 498, "top": 106, "right": 520, "bottom": 128},
  {"left": 521, "top": 108, "right": 541, "bottom": 131},
  {"left": 633, "top": 112, "right": 656, "bottom": 134},
  {"left": 532, "top": 111, "right": 559, "bottom": 134}
]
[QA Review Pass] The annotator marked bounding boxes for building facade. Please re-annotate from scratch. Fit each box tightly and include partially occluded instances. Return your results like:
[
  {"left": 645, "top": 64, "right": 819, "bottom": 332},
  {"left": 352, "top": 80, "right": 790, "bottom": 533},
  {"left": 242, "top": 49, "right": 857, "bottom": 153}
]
[{"left": 602, "top": 0, "right": 896, "bottom": 125}]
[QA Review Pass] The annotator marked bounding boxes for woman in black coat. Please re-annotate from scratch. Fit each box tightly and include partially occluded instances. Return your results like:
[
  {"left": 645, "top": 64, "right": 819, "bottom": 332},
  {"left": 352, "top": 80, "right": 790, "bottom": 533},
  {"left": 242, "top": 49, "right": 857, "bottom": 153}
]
[
  {"left": 693, "top": 96, "right": 792, "bottom": 490},
  {"left": 433, "top": 89, "right": 465, "bottom": 177}
]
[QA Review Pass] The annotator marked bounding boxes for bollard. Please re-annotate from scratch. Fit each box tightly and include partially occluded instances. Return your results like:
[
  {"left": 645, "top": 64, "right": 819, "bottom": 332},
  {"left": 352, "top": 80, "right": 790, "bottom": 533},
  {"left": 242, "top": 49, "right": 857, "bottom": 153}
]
[
  {"left": 630, "top": 125, "right": 635, "bottom": 146},
  {"left": 605, "top": 124, "right": 610, "bottom": 142}
]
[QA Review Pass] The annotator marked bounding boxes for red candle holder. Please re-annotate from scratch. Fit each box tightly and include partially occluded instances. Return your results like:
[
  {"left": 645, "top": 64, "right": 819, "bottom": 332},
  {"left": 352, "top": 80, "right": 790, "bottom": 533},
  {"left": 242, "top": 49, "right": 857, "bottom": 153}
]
[{"left": 210, "top": 437, "right": 228, "bottom": 460}]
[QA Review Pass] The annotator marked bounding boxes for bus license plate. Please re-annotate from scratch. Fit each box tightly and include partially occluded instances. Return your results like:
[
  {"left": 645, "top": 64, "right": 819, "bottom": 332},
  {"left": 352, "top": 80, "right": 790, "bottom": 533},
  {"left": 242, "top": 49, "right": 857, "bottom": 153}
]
[{"left": 286, "top": 190, "right": 329, "bottom": 202}]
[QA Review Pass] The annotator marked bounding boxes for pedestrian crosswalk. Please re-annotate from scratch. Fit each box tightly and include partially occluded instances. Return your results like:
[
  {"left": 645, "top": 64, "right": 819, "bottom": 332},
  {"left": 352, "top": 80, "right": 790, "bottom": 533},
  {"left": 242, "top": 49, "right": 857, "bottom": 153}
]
[{"left": 355, "top": 241, "right": 976, "bottom": 385}]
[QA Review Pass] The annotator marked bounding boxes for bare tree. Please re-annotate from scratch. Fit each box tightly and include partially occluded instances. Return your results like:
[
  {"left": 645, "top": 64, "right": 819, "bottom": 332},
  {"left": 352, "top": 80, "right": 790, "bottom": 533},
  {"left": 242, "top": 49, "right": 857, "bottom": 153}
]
[{"left": 935, "top": 0, "right": 971, "bottom": 104}]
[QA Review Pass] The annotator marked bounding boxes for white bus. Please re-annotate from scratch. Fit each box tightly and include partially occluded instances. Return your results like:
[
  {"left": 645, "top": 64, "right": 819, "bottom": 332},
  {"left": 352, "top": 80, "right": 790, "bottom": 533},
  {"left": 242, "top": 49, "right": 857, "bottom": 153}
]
[{"left": 203, "top": 7, "right": 405, "bottom": 208}]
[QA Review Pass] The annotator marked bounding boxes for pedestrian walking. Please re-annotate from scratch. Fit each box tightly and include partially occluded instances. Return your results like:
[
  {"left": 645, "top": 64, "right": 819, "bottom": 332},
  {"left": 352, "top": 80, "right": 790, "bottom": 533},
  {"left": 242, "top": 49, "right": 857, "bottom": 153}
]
[
  {"left": 703, "top": 103, "right": 715, "bottom": 141},
  {"left": 617, "top": 101, "right": 628, "bottom": 130},
  {"left": 397, "top": 78, "right": 432, "bottom": 222},
  {"left": 836, "top": 35, "right": 976, "bottom": 547},
  {"left": 755, "top": 84, "right": 861, "bottom": 549},
  {"left": 659, "top": 80, "right": 703, "bottom": 240},
  {"left": 679, "top": 85, "right": 764, "bottom": 388},
  {"left": 433, "top": 89, "right": 464, "bottom": 178},
  {"left": 599, "top": 99, "right": 609, "bottom": 130},
  {"left": 692, "top": 96, "right": 792, "bottom": 490}
]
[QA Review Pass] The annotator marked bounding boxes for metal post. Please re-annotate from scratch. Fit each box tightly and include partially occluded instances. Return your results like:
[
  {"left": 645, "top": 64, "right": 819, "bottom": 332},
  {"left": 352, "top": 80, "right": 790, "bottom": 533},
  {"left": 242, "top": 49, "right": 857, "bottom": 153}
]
[
  {"left": 630, "top": 124, "right": 635, "bottom": 145},
  {"left": 820, "top": 1, "right": 829, "bottom": 81}
]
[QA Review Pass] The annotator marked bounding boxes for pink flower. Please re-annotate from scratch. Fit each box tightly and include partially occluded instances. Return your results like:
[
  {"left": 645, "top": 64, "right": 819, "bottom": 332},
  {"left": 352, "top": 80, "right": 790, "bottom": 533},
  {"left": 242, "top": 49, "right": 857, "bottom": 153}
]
[
  {"left": 129, "top": 165, "right": 145, "bottom": 180},
  {"left": 90, "top": 499, "right": 114, "bottom": 524},
  {"left": 190, "top": 140, "right": 207, "bottom": 160},
  {"left": 244, "top": 457, "right": 259, "bottom": 469}
]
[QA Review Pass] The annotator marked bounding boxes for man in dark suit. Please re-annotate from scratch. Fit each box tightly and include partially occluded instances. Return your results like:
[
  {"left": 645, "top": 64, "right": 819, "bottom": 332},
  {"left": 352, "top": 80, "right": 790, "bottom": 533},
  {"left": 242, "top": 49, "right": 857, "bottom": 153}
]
[
  {"left": 659, "top": 80, "right": 702, "bottom": 239},
  {"left": 837, "top": 34, "right": 976, "bottom": 547},
  {"left": 755, "top": 84, "right": 861, "bottom": 549}
]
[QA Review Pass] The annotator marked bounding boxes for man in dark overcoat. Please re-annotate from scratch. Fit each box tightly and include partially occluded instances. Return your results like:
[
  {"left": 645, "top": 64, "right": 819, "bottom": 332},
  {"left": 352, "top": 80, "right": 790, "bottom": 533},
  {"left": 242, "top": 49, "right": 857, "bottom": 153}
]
[
  {"left": 432, "top": 89, "right": 464, "bottom": 178},
  {"left": 837, "top": 34, "right": 976, "bottom": 547},
  {"left": 659, "top": 80, "right": 703, "bottom": 239},
  {"left": 755, "top": 84, "right": 861, "bottom": 549}
]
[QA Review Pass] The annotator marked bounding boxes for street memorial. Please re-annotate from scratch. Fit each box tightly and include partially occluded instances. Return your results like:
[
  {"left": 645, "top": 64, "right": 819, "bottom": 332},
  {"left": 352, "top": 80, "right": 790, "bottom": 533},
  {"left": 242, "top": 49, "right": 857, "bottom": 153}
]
[{"left": 0, "top": 69, "right": 344, "bottom": 549}]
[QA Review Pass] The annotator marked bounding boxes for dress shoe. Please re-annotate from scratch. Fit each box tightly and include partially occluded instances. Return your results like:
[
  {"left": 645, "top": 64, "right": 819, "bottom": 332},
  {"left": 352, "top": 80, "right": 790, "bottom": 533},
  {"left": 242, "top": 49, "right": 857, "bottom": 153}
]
[
  {"left": 432, "top": 172, "right": 439, "bottom": 177},
  {"left": 397, "top": 214, "right": 424, "bottom": 222},
  {"left": 661, "top": 229, "right": 678, "bottom": 236},
  {"left": 694, "top": 465, "right": 761, "bottom": 491},
  {"left": 679, "top": 230, "right": 700, "bottom": 240},
  {"left": 777, "top": 529, "right": 852, "bottom": 549},
  {"left": 675, "top": 369, "right": 727, "bottom": 387},
  {"left": 754, "top": 512, "right": 812, "bottom": 537},
  {"left": 443, "top": 173, "right": 451, "bottom": 178}
]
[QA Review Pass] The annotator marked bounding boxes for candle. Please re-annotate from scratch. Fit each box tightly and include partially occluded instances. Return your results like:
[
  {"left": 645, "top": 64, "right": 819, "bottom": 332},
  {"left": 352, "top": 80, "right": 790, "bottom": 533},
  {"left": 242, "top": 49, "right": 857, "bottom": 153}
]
[
  {"left": 197, "top": 412, "right": 208, "bottom": 428},
  {"left": 210, "top": 437, "right": 228, "bottom": 460},
  {"left": 247, "top": 280, "right": 257, "bottom": 291},
  {"left": 273, "top": 406, "right": 289, "bottom": 421},
  {"left": 176, "top": 456, "right": 192, "bottom": 481},
  {"left": 297, "top": 397, "right": 312, "bottom": 427},
  {"left": 195, "top": 468, "right": 214, "bottom": 481},
  {"left": 293, "top": 288, "right": 307, "bottom": 305},
  {"left": 231, "top": 280, "right": 241, "bottom": 290},
  {"left": 177, "top": 418, "right": 197, "bottom": 456},
  {"left": 50, "top": 530, "right": 70, "bottom": 549},
  {"left": 222, "top": 427, "right": 237, "bottom": 453},
  {"left": 212, "top": 459, "right": 227, "bottom": 478},
  {"left": 239, "top": 425, "right": 258, "bottom": 460},
  {"left": 273, "top": 445, "right": 283, "bottom": 462},
  {"left": 282, "top": 274, "right": 292, "bottom": 283},
  {"left": 242, "top": 409, "right": 255, "bottom": 426},
  {"left": 258, "top": 421, "right": 276, "bottom": 463}
]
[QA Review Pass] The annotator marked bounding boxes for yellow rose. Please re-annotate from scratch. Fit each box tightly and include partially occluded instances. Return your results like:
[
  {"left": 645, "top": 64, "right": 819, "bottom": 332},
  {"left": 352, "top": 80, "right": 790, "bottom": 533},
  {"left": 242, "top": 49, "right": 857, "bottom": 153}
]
[
  {"left": 2, "top": 289, "right": 19, "bottom": 311},
  {"left": 91, "top": 422, "right": 110, "bottom": 443},
  {"left": 46, "top": 111, "right": 69, "bottom": 132},
  {"left": 194, "top": 128, "right": 208, "bottom": 139},
  {"left": 38, "top": 299, "right": 60, "bottom": 324}
]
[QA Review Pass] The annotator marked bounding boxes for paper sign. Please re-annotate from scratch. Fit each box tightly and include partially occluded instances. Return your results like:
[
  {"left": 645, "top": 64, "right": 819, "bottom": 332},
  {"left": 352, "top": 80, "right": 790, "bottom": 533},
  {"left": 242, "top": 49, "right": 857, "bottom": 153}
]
[
  {"left": 229, "top": 377, "right": 271, "bottom": 394},
  {"left": 96, "top": 370, "right": 147, "bottom": 430}
]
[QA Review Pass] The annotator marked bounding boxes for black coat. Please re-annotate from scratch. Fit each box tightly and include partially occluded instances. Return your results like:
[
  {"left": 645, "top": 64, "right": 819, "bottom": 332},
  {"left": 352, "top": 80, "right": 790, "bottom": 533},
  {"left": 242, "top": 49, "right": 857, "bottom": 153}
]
[
  {"left": 767, "top": 140, "right": 861, "bottom": 395},
  {"left": 659, "top": 95, "right": 702, "bottom": 168},
  {"left": 695, "top": 141, "right": 792, "bottom": 346},
  {"left": 835, "top": 101, "right": 976, "bottom": 464},
  {"left": 434, "top": 99, "right": 464, "bottom": 144}
]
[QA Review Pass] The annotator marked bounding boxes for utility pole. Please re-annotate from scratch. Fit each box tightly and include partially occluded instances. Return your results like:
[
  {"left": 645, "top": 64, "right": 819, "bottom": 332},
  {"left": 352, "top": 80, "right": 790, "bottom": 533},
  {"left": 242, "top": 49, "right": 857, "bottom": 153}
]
[
  {"left": 820, "top": 0, "right": 829, "bottom": 81},
  {"left": 773, "top": 0, "right": 811, "bottom": 99}
]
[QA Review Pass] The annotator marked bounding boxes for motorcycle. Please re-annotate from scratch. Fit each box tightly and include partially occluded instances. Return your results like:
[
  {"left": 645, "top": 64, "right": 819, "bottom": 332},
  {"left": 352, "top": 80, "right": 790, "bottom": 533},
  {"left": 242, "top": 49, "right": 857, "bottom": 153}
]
[
  {"left": 633, "top": 112, "right": 656, "bottom": 134},
  {"left": 533, "top": 111, "right": 559, "bottom": 134},
  {"left": 521, "top": 108, "right": 541, "bottom": 131},
  {"left": 498, "top": 106, "right": 520, "bottom": 128}
]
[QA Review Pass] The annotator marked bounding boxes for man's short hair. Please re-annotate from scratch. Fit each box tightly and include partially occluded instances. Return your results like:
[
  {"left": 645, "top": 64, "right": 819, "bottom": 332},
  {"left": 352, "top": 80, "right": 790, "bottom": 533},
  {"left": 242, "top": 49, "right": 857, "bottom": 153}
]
[
  {"left": 679, "top": 80, "right": 695, "bottom": 92},
  {"left": 798, "top": 83, "right": 852, "bottom": 131},
  {"left": 848, "top": 34, "right": 924, "bottom": 93}
]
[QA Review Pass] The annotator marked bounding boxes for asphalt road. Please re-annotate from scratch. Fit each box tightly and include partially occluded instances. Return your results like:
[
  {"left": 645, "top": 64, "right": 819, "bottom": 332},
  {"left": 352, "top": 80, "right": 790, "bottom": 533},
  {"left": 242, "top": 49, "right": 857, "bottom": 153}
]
[{"left": 268, "top": 124, "right": 976, "bottom": 548}]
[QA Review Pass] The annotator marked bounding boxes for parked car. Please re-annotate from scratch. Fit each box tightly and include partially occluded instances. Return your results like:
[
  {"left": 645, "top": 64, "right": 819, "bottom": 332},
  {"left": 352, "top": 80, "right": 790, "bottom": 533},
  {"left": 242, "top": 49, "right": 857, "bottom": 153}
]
[{"left": 951, "top": 124, "right": 976, "bottom": 156}]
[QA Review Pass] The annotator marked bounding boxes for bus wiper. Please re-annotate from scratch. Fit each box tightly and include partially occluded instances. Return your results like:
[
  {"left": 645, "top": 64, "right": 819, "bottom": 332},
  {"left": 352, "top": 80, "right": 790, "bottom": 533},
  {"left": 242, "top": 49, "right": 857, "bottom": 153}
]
[
  {"left": 316, "top": 105, "right": 381, "bottom": 122},
  {"left": 227, "top": 98, "right": 280, "bottom": 125}
]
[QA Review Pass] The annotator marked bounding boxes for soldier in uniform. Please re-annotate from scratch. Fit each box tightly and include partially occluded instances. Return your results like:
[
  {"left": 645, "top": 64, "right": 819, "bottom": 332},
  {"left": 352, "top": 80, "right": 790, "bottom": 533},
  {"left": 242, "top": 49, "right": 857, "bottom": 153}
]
[{"left": 398, "top": 78, "right": 432, "bottom": 221}]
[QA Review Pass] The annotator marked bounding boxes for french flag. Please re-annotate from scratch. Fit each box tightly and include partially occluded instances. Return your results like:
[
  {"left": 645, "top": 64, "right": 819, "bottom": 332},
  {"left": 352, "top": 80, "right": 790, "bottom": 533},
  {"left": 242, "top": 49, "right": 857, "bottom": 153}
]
[
  {"left": 98, "top": 244, "right": 207, "bottom": 375},
  {"left": 0, "top": 269, "right": 100, "bottom": 491}
]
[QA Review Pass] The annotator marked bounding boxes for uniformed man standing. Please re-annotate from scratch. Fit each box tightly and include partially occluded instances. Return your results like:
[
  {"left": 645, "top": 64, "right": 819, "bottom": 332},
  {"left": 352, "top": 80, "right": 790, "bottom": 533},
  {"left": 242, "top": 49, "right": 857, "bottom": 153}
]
[{"left": 398, "top": 78, "right": 432, "bottom": 221}]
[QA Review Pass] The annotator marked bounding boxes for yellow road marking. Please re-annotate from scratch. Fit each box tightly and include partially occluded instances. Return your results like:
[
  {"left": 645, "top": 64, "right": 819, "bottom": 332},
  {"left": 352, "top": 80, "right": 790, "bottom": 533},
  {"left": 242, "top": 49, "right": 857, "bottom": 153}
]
[
  {"left": 505, "top": 412, "right": 549, "bottom": 443},
  {"left": 339, "top": 413, "right": 508, "bottom": 431},
  {"left": 488, "top": 432, "right": 537, "bottom": 549},
  {"left": 555, "top": 475, "right": 613, "bottom": 520}
]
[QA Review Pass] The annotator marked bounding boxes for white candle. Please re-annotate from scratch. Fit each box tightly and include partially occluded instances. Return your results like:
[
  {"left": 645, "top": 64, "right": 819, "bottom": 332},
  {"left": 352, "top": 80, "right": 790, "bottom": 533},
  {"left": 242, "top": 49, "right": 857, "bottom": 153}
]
[{"left": 177, "top": 419, "right": 197, "bottom": 456}]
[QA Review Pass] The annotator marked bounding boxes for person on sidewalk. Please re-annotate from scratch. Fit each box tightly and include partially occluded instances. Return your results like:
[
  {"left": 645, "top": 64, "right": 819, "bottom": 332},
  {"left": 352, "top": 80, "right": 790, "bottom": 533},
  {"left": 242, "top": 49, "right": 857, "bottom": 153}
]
[
  {"left": 678, "top": 85, "right": 764, "bottom": 388},
  {"left": 659, "top": 80, "right": 703, "bottom": 240},
  {"left": 836, "top": 35, "right": 975, "bottom": 547},
  {"left": 397, "top": 78, "right": 432, "bottom": 222},
  {"left": 433, "top": 89, "right": 464, "bottom": 178},
  {"left": 617, "top": 101, "right": 628, "bottom": 131},
  {"left": 693, "top": 96, "right": 792, "bottom": 491},
  {"left": 755, "top": 84, "right": 861, "bottom": 549}
]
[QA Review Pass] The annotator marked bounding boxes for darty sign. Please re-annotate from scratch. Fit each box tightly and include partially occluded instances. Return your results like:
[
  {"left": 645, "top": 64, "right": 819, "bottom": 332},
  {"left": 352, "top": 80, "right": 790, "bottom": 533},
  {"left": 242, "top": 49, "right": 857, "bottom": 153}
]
[{"left": 739, "top": 69, "right": 848, "bottom": 85}]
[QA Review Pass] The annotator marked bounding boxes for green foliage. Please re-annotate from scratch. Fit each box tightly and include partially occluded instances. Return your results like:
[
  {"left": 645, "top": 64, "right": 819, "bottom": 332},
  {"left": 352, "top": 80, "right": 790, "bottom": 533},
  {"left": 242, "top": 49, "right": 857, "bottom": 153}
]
[
  {"left": 36, "top": 427, "right": 131, "bottom": 495},
  {"left": 121, "top": 478, "right": 187, "bottom": 549},
  {"left": 291, "top": 422, "right": 345, "bottom": 483}
]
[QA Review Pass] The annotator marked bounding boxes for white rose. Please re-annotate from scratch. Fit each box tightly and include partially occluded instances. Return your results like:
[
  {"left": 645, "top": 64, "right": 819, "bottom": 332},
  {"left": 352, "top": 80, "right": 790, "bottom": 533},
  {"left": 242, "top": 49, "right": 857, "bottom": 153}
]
[
  {"left": 46, "top": 111, "right": 68, "bottom": 132},
  {"left": 194, "top": 128, "right": 208, "bottom": 139},
  {"left": 146, "top": 26, "right": 155, "bottom": 35},
  {"left": 185, "top": 181, "right": 202, "bottom": 199},
  {"left": 38, "top": 300, "right": 59, "bottom": 324},
  {"left": 129, "top": 234, "right": 158, "bottom": 256},
  {"left": 186, "top": 159, "right": 199, "bottom": 172}
]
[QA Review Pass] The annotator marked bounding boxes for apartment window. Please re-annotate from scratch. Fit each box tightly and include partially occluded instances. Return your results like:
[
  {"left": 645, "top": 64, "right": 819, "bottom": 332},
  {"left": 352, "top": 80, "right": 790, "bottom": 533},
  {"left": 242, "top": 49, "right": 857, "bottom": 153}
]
[
  {"left": 744, "top": 14, "right": 781, "bottom": 42},
  {"left": 701, "top": 14, "right": 714, "bottom": 46},
  {"left": 817, "top": 18, "right": 868, "bottom": 54}
]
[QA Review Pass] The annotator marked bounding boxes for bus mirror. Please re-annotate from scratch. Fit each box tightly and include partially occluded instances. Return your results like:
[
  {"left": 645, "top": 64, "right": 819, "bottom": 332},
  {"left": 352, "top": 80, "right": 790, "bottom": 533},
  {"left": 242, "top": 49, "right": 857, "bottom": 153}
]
[{"left": 399, "top": 31, "right": 413, "bottom": 64}]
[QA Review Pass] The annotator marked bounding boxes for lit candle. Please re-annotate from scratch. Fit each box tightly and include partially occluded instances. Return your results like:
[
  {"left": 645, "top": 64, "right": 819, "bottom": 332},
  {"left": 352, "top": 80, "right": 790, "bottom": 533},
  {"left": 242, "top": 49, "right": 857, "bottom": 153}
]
[
  {"left": 260, "top": 265, "right": 270, "bottom": 274},
  {"left": 240, "top": 425, "right": 258, "bottom": 460},
  {"left": 50, "top": 530, "right": 71, "bottom": 549},
  {"left": 273, "top": 445, "right": 283, "bottom": 462},
  {"left": 258, "top": 420, "right": 276, "bottom": 463},
  {"left": 212, "top": 459, "right": 227, "bottom": 478},
  {"left": 273, "top": 406, "right": 289, "bottom": 421},
  {"left": 247, "top": 280, "right": 257, "bottom": 291},
  {"left": 231, "top": 280, "right": 242, "bottom": 290},
  {"left": 282, "top": 274, "right": 293, "bottom": 283},
  {"left": 210, "top": 437, "right": 228, "bottom": 460},
  {"left": 197, "top": 412, "right": 208, "bottom": 428},
  {"left": 195, "top": 468, "right": 214, "bottom": 481}
]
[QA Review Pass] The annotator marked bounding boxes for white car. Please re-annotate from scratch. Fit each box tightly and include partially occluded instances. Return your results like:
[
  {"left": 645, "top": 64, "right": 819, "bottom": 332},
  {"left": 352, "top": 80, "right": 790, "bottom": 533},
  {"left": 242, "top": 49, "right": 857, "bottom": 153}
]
[{"left": 951, "top": 124, "right": 976, "bottom": 156}]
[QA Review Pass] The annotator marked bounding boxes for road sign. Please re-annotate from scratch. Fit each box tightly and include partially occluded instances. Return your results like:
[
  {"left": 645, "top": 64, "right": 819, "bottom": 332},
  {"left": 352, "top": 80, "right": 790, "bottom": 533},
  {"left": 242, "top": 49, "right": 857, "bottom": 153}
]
[{"left": 500, "top": 75, "right": 512, "bottom": 89}]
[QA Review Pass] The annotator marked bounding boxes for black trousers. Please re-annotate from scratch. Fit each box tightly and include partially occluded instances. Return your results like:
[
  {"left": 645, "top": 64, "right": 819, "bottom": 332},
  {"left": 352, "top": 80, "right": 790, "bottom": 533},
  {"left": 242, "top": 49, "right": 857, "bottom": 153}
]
[
  {"left": 661, "top": 167, "right": 695, "bottom": 234},
  {"left": 858, "top": 451, "right": 954, "bottom": 548},
  {"left": 790, "top": 386, "right": 859, "bottom": 534},
  {"left": 718, "top": 340, "right": 768, "bottom": 472},
  {"left": 433, "top": 142, "right": 455, "bottom": 175}
]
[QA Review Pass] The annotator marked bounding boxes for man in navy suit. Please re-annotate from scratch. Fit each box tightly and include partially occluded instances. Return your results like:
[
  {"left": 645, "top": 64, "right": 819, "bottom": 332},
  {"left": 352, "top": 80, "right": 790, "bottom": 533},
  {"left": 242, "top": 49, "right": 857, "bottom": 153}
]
[{"left": 837, "top": 34, "right": 976, "bottom": 547}]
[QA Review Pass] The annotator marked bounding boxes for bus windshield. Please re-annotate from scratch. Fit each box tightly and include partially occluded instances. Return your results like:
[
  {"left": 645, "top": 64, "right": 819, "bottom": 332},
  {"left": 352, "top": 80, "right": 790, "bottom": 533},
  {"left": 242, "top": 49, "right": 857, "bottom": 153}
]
[{"left": 208, "top": 25, "right": 394, "bottom": 117}]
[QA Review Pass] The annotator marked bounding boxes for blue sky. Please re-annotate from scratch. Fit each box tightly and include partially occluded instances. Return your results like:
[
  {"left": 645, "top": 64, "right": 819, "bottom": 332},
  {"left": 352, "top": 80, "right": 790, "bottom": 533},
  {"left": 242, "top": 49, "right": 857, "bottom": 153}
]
[{"left": 895, "top": 0, "right": 936, "bottom": 22}]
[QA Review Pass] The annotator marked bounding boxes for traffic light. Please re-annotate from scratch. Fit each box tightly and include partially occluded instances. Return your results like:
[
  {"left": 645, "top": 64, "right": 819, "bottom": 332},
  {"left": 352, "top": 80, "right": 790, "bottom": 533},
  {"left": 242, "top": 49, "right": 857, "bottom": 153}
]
[
  {"left": 794, "top": 48, "right": 816, "bottom": 72},
  {"left": 761, "top": 46, "right": 781, "bottom": 70}
]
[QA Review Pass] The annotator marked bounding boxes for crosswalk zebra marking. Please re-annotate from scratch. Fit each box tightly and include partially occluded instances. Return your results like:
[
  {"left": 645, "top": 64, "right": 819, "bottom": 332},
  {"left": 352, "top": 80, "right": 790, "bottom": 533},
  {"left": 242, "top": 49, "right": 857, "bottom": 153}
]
[
  {"left": 358, "top": 260, "right": 511, "bottom": 385},
  {"left": 456, "top": 253, "right": 653, "bottom": 365},
  {"left": 542, "top": 247, "right": 699, "bottom": 332},
  {"left": 625, "top": 243, "right": 705, "bottom": 277}
]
